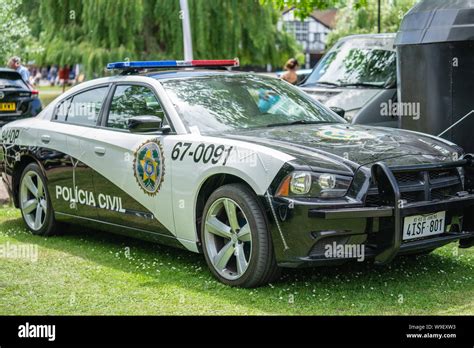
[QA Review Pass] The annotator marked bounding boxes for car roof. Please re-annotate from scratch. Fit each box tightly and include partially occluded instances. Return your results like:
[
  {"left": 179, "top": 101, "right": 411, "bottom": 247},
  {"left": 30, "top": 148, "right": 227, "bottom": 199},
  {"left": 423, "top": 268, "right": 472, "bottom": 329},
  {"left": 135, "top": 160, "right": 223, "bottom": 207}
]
[
  {"left": 335, "top": 33, "right": 396, "bottom": 51},
  {"left": 0, "top": 68, "right": 20, "bottom": 74},
  {"left": 340, "top": 33, "right": 396, "bottom": 40},
  {"left": 143, "top": 69, "right": 251, "bottom": 81}
]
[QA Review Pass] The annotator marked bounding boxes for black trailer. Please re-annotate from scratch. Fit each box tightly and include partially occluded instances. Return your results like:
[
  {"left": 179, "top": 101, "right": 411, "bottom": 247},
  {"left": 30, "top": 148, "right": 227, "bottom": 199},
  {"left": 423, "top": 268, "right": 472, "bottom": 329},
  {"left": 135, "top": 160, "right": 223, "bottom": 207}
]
[{"left": 395, "top": 0, "right": 474, "bottom": 153}]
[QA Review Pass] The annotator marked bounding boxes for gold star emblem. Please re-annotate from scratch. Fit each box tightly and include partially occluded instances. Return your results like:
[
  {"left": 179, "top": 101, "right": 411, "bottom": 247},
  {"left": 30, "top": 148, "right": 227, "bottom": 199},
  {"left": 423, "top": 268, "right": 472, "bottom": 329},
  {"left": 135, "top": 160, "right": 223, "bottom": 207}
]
[{"left": 140, "top": 149, "right": 158, "bottom": 183}]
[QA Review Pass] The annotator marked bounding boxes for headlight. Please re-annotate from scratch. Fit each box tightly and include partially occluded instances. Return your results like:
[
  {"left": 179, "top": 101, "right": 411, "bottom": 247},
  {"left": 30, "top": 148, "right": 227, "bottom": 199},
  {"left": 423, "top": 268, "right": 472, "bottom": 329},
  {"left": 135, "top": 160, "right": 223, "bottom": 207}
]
[{"left": 276, "top": 171, "right": 352, "bottom": 198}]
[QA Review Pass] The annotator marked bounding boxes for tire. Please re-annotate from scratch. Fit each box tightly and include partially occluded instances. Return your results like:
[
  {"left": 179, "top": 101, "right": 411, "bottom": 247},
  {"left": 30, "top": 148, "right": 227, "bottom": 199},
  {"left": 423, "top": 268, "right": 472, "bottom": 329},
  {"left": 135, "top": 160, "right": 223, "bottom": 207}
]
[
  {"left": 18, "top": 162, "right": 57, "bottom": 236},
  {"left": 201, "top": 183, "right": 280, "bottom": 287}
]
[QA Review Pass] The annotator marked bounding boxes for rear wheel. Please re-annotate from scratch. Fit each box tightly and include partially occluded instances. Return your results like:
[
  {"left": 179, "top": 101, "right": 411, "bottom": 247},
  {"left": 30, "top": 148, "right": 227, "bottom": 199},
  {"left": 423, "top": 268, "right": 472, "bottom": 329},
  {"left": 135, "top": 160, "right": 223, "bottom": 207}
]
[
  {"left": 201, "top": 183, "right": 280, "bottom": 287},
  {"left": 19, "top": 163, "right": 56, "bottom": 236}
]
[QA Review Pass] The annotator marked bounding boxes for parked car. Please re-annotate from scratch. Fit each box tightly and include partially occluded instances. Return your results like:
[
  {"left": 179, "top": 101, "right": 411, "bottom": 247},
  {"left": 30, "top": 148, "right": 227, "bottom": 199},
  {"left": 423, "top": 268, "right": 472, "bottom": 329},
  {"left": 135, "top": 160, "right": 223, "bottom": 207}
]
[
  {"left": 0, "top": 68, "right": 42, "bottom": 127},
  {"left": 1, "top": 59, "right": 474, "bottom": 288},
  {"left": 300, "top": 34, "right": 398, "bottom": 127}
]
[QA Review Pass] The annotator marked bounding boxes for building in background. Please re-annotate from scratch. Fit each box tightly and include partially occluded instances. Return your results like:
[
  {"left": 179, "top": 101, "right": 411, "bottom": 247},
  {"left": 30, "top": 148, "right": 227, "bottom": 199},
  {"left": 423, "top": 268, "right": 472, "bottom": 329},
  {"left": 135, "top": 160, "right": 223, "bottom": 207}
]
[{"left": 279, "top": 8, "right": 338, "bottom": 69}]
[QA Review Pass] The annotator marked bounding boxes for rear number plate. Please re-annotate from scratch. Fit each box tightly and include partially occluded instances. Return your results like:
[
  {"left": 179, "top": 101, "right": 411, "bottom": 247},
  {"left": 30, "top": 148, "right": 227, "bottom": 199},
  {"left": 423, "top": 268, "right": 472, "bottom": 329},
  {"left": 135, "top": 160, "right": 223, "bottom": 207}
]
[
  {"left": 403, "top": 211, "right": 446, "bottom": 240},
  {"left": 0, "top": 103, "right": 16, "bottom": 111}
]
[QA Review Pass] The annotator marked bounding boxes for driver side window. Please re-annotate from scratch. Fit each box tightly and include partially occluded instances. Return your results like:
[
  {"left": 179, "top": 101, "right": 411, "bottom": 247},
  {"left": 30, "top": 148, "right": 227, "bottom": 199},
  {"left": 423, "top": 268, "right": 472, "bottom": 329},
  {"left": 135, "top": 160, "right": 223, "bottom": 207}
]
[{"left": 107, "top": 84, "right": 166, "bottom": 130}]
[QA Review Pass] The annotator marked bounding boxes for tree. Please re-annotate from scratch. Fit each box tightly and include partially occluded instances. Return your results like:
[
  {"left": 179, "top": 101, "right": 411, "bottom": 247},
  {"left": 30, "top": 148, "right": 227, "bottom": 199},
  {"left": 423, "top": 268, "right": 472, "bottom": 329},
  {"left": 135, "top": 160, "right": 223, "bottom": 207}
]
[
  {"left": 0, "top": 0, "right": 40, "bottom": 64},
  {"left": 25, "top": 0, "right": 301, "bottom": 77},
  {"left": 326, "top": 0, "right": 418, "bottom": 48},
  {"left": 263, "top": 0, "right": 367, "bottom": 19}
]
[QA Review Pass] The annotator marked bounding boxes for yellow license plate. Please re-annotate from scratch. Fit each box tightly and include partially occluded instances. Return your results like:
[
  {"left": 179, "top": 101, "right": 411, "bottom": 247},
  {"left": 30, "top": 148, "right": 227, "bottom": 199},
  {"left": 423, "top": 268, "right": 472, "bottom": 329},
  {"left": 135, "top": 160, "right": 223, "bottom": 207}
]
[{"left": 0, "top": 103, "right": 16, "bottom": 111}]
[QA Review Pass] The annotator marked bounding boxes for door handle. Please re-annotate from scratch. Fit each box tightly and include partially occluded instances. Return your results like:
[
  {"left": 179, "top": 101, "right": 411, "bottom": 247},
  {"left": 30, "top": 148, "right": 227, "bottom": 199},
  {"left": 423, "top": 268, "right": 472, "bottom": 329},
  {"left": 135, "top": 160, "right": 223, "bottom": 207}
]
[
  {"left": 94, "top": 146, "right": 106, "bottom": 156},
  {"left": 40, "top": 135, "right": 51, "bottom": 144}
]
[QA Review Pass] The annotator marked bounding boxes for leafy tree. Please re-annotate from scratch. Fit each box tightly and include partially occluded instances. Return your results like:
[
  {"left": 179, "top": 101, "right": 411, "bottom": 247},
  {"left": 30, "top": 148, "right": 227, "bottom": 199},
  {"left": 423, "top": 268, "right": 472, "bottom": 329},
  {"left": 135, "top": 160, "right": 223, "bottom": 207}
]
[
  {"left": 326, "top": 0, "right": 418, "bottom": 48},
  {"left": 263, "top": 0, "right": 367, "bottom": 19},
  {"left": 0, "top": 0, "right": 40, "bottom": 64},
  {"left": 25, "top": 0, "right": 301, "bottom": 77}
]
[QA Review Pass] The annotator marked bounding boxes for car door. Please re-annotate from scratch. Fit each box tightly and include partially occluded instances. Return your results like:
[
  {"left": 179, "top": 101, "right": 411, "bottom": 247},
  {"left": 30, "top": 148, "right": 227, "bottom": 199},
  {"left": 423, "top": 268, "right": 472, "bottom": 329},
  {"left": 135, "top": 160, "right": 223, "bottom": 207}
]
[
  {"left": 83, "top": 82, "right": 176, "bottom": 238},
  {"left": 42, "top": 85, "right": 110, "bottom": 220}
]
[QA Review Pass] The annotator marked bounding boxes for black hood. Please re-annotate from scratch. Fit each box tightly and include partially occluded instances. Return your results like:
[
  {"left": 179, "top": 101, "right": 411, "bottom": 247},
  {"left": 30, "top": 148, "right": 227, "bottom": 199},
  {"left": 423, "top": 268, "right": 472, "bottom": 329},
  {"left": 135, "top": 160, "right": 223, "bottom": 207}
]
[{"left": 222, "top": 123, "right": 461, "bottom": 174}]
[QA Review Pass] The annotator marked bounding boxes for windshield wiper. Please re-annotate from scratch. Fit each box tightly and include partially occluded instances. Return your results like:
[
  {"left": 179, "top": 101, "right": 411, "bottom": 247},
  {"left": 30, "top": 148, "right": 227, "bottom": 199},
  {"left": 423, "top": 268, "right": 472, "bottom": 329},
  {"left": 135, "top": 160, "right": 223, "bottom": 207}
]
[
  {"left": 338, "top": 82, "right": 382, "bottom": 88},
  {"left": 266, "top": 120, "right": 337, "bottom": 128},
  {"left": 316, "top": 81, "right": 340, "bottom": 87}
]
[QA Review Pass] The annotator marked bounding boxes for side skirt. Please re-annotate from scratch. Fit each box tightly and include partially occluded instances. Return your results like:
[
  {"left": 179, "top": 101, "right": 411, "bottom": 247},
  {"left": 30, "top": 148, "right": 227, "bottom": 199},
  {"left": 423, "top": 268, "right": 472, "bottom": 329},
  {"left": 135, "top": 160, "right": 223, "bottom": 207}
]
[{"left": 55, "top": 211, "right": 191, "bottom": 251}]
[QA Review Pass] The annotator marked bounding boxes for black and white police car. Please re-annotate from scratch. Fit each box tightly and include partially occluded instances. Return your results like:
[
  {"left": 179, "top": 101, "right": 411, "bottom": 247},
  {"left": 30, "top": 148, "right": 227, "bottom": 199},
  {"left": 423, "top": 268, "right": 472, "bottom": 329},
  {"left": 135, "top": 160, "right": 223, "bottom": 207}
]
[{"left": 1, "top": 59, "right": 474, "bottom": 287}]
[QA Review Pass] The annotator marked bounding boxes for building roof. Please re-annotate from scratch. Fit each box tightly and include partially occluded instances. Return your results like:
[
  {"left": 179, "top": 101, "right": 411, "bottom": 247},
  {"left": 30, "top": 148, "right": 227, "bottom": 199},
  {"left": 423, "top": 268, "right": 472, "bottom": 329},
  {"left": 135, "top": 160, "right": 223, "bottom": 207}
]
[
  {"left": 311, "top": 9, "right": 338, "bottom": 29},
  {"left": 282, "top": 7, "right": 338, "bottom": 29}
]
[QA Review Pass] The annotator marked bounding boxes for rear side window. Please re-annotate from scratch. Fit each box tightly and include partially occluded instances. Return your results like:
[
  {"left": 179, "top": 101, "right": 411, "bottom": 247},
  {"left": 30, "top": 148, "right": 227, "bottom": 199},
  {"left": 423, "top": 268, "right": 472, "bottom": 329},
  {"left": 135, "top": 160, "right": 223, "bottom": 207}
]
[
  {"left": 0, "top": 71, "right": 28, "bottom": 89},
  {"left": 107, "top": 84, "right": 166, "bottom": 129},
  {"left": 54, "top": 86, "right": 108, "bottom": 126}
]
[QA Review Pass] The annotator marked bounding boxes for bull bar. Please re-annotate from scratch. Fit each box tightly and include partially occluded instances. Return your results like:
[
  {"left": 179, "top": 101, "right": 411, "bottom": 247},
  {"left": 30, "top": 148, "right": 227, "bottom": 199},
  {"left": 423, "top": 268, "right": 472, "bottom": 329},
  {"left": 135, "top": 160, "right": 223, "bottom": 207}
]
[{"left": 309, "top": 155, "right": 474, "bottom": 264}]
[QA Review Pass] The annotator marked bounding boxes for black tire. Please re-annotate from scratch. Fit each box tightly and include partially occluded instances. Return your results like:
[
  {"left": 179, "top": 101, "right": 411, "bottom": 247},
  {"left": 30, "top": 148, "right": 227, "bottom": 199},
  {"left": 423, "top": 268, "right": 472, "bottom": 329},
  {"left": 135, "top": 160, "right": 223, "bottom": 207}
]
[
  {"left": 19, "top": 162, "right": 57, "bottom": 236},
  {"left": 201, "top": 183, "right": 280, "bottom": 287}
]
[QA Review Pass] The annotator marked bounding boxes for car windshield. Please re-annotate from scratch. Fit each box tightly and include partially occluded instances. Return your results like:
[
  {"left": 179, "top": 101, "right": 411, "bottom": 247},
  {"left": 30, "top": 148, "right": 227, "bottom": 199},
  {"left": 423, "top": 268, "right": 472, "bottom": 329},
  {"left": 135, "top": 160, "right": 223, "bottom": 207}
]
[
  {"left": 304, "top": 37, "right": 396, "bottom": 88},
  {"left": 162, "top": 75, "right": 344, "bottom": 133},
  {"left": 0, "top": 71, "right": 28, "bottom": 89}
]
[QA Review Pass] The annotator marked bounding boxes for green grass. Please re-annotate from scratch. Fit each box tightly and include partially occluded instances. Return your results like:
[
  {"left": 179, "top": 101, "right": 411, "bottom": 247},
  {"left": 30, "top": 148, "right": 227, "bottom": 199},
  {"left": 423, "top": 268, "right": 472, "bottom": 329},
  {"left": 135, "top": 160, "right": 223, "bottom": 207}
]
[
  {"left": 37, "top": 85, "right": 71, "bottom": 107},
  {"left": 0, "top": 206, "right": 473, "bottom": 315}
]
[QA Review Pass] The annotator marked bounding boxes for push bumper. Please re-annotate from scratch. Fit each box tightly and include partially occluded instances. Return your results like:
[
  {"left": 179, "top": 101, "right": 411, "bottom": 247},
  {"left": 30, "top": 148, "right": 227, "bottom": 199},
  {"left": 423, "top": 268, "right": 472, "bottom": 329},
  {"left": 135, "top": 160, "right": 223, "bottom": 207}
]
[{"left": 267, "top": 158, "right": 474, "bottom": 267}]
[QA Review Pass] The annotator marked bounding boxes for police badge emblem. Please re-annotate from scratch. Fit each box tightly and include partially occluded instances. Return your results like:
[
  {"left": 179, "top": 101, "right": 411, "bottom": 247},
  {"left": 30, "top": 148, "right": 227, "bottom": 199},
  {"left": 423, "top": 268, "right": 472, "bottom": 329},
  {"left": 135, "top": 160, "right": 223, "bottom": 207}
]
[{"left": 133, "top": 139, "right": 165, "bottom": 195}]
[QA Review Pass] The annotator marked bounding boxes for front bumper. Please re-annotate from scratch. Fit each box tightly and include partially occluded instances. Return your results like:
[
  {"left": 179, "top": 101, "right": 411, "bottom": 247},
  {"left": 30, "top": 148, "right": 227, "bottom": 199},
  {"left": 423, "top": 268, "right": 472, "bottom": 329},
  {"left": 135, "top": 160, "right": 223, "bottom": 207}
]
[{"left": 266, "top": 158, "right": 474, "bottom": 267}]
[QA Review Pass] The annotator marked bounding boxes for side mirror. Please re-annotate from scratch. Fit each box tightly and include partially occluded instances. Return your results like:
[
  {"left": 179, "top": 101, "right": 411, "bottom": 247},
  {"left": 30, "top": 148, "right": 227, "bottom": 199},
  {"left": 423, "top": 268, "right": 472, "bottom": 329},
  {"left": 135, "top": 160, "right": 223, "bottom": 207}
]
[
  {"left": 128, "top": 116, "right": 170, "bottom": 133},
  {"left": 329, "top": 107, "right": 345, "bottom": 118}
]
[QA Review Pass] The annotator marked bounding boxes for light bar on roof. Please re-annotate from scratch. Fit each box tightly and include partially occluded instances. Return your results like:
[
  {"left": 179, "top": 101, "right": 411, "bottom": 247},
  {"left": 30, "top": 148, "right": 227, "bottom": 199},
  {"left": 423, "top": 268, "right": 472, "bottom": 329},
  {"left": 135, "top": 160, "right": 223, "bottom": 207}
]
[{"left": 106, "top": 58, "right": 239, "bottom": 70}]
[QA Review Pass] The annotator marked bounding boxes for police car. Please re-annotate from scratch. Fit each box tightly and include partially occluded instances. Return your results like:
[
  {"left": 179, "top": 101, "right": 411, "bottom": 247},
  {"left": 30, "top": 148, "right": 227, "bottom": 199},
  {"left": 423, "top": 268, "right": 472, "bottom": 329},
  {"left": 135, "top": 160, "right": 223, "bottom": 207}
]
[{"left": 1, "top": 59, "right": 474, "bottom": 287}]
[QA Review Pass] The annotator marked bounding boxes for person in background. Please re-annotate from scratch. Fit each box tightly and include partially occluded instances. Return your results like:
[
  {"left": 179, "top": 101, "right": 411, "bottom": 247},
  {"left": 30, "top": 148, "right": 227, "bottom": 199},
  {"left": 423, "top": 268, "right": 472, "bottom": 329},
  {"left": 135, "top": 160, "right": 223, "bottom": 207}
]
[
  {"left": 7, "top": 56, "right": 31, "bottom": 84},
  {"left": 58, "top": 64, "right": 70, "bottom": 92},
  {"left": 280, "top": 58, "right": 299, "bottom": 85},
  {"left": 49, "top": 65, "right": 58, "bottom": 86}
]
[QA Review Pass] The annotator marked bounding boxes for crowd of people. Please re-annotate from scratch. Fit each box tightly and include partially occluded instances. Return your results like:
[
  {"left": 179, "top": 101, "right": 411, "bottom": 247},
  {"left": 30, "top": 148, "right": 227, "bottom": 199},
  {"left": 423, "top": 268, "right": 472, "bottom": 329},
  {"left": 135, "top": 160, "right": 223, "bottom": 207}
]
[{"left": 5, "top": 56, "right": 83, "bottom": 90}]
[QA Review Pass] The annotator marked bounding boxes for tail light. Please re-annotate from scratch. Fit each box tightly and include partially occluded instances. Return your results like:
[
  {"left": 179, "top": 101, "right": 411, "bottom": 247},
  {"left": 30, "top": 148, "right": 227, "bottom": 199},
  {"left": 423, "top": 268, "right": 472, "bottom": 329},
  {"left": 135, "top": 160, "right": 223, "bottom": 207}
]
[{"left": 31, "top": 90, "right": 39, "bottom": 98}]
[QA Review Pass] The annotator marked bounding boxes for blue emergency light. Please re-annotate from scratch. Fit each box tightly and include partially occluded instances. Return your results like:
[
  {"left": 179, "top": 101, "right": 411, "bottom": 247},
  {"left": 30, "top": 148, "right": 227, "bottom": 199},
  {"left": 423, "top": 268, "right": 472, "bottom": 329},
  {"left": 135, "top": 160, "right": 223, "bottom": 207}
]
[{"left": 106, "top": 58, "right": 239, "bottom": 70}]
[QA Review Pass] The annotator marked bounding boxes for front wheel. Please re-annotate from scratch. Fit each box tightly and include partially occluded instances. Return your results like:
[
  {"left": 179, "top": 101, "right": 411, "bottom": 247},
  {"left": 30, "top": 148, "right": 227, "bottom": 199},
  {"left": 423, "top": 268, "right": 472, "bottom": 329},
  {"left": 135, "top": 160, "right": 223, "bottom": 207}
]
[
  {"left": 201, "top": 183, "right": 280, "bottom": 287},
  {"left": 19, "top": 163, "right": 57, "bottom": 236}
]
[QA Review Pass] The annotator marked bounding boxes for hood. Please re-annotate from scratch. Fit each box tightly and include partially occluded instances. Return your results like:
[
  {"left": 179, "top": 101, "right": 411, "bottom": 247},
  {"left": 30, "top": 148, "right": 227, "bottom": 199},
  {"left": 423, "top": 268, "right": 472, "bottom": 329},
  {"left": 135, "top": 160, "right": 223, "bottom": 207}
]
[
  {"left": 223, "top": 124, "right": 460, "bottom": 174},
  {"left": 300, "top": 85, "right": 382, "bottom": 111}
]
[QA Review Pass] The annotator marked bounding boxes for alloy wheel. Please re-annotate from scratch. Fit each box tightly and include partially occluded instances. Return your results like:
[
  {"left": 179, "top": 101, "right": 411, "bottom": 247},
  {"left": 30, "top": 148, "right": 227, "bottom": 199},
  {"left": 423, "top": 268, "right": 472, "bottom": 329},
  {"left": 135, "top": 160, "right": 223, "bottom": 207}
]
[
  {"left": 20, "top": 170, "right": 47, "bottom": 231},
  {"left": 204, "top": 197, "right": 252, "bottom": 280}
]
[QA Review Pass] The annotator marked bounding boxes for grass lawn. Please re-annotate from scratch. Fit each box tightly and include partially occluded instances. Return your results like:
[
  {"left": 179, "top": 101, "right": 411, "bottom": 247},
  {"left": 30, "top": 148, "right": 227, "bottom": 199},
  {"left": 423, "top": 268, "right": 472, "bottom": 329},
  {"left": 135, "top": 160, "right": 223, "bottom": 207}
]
[
  {"left": 0, "top": 205, "right": 473, "bottom": 315},
  {"left": 37, "top": 85, "right": 71, "bottom": 107}
]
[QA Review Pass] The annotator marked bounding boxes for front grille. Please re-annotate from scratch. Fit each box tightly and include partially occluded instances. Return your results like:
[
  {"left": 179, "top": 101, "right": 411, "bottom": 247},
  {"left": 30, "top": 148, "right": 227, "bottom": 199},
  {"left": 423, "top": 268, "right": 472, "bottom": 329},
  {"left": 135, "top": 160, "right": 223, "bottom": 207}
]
[
  {"left": 394, "top": 172, "right": 421, "bottom": 184},
  {"left": 365, "top": 194, "right": 381, "bottom": 206},
  {"left": 365, "top": 167, "right": 463, "bottom": 205},
  {"left": 429, "top": 169, "right": 457, "bottom": 181},
  {"left": 400, "top": 191, "right": 423, "bottom": 203},
  {"left": 431, "top": 186, "right": 460, "bottom": 200}
]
